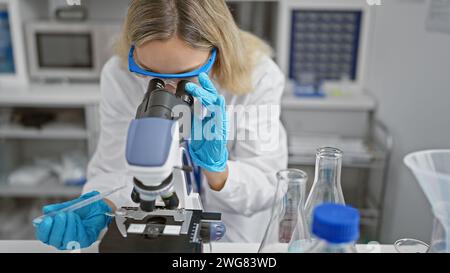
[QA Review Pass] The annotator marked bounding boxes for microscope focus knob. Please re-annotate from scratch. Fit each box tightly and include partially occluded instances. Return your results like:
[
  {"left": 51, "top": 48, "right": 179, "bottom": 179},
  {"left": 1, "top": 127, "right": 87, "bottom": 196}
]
[{"left": 200, "top": 221, "right": 226, "bottom": 242}]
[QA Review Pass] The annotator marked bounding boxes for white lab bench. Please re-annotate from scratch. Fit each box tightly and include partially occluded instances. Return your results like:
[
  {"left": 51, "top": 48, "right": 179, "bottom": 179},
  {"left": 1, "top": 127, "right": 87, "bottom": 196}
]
[{"left": 0, "top": 241, "right": 397, "bottom": 253}]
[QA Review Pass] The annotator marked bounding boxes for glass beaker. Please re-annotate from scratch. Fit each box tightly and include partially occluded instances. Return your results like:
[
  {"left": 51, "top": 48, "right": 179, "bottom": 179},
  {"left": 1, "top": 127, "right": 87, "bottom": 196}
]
[
  {"left": 394, "top": 203, "right": 450, "bottom": 253},
  {"left": 304, "top": 147, "right": 345, "bottom": 227},
  {"left": 394, "top": 238, "right": 429, "bottom": 253},
  {"left": 258, "top": 169, "right": 310, "bottom": 253}
]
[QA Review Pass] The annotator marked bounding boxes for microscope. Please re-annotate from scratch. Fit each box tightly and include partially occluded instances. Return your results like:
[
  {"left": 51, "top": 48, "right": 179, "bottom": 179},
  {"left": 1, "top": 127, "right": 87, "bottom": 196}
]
[{"left": 99, "top": 79, "right": 225, "bottom": 253}]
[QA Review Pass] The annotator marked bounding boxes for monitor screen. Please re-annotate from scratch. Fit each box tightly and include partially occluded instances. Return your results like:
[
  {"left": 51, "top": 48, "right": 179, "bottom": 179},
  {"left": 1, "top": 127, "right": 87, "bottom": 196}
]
[{"left": 36, "top": 33, "right": 93, "bottom": 68}]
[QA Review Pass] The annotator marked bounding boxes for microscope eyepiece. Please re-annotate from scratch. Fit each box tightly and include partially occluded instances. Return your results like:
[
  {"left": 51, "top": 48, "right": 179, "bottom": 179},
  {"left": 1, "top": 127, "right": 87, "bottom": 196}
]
[
  {"left": 135, "top": 78, "right": 194, "bottom": 119},
  {"left": 176, "top": 80, "right": 194, "bottom": 106},
  {"left": 148, "top": 78, "right": 165, "bottom": 91}
]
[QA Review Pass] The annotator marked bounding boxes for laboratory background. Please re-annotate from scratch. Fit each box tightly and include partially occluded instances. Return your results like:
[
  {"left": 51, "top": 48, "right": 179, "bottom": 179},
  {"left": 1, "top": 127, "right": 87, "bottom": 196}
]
[{"left": 0, "top": 0, "right": 449, "bottom": 251}]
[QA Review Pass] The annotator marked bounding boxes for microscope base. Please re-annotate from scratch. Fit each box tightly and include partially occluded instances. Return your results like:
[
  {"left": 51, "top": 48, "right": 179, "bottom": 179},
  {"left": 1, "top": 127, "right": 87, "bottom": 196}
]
[{"left": 99, "top": 207, "right": 220, "bottom": 253}]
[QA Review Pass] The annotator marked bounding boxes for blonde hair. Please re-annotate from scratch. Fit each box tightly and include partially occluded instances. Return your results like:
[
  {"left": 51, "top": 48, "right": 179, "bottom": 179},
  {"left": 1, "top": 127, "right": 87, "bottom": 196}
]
[{"left": 116, "top": 0, "right": 272, "bottom": 95}]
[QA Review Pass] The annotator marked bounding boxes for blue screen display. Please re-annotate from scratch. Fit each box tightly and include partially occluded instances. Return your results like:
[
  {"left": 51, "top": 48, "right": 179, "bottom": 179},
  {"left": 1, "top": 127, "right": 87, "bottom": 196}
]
[
  {"left": 0, "top": 10, "right": 15, "bottom": 74},
  {"left": 289, "top": 10, "right": 362, "bottom": 86}
]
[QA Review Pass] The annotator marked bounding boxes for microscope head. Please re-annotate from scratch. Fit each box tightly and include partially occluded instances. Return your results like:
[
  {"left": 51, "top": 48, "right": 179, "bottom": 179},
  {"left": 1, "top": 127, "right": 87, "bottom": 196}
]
[{"left": 125, "top": 79, "right": 194, "bottom": 212}]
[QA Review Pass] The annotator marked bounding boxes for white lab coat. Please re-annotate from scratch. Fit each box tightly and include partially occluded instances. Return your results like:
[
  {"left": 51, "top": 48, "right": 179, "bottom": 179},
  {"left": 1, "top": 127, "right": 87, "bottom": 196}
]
[{"left": 83, "top": 54, "right": 288, "bottom": 243}]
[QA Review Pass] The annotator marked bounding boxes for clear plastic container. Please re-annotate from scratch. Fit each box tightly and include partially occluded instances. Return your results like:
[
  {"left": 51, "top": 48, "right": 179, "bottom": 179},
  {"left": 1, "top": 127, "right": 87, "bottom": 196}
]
[
  {"left": 306, "top": 203, "right": 360, "bottom": 253},
  {"left": 259, "top": 169, "right": 311, "bottom": 253},
  {"left": 305, "top": 147, "right": 345, "bottom": 227},
  {"left": 404, "top": 150, "right": 450, "bottom": 253},
  {"left": 429, "top": 202, "right": 450, "bottom": 253}
]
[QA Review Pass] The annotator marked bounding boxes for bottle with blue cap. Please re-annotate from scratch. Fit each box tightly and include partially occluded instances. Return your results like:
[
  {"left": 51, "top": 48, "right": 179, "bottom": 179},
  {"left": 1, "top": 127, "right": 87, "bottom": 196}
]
[{"left": 307, "top": 203, "right": 360, "bottom": 253}]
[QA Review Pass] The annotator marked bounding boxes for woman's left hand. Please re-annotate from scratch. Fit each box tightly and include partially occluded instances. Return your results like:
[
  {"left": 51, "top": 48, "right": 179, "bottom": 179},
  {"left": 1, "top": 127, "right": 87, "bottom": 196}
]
[{"left": 185, "top": 73, "right": 229, "bottom": 174}]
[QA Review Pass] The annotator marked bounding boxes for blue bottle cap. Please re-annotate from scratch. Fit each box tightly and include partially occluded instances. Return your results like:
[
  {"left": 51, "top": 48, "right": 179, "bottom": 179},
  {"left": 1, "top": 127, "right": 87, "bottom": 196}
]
[{"left": 312, "top": 203, "right": 360, "bottom": 244}]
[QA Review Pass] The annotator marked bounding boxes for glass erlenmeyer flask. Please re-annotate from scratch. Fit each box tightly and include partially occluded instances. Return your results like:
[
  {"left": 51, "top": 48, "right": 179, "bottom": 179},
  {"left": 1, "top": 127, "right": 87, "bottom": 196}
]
[
  {"left": 305, "top": 147, "right": 345, "bottom": 227},
  {"left": 258, "top": 169, "right": 310, "bottom": 253}
]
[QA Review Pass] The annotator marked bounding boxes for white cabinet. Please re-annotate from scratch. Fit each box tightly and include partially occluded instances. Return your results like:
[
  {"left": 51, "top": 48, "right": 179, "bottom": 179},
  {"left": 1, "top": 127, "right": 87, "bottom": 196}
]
[
  {"left": 0, "top": 84, "right": 101, "bottom": 197},
  {"left": 0, "top": 84, "right": 101, "bottom": 239}
]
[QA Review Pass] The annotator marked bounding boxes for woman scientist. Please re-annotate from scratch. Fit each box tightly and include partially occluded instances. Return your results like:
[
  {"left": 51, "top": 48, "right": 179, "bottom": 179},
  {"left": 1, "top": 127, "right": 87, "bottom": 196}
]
[{"left": 35, "top": 0, "right": 287, "bottom": 250}]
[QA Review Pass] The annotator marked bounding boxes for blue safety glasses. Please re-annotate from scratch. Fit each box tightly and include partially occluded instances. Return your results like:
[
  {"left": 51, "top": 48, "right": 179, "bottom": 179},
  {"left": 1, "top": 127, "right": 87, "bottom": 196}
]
[{"left": 128, "top": 45, "right": 217, "bottom": 79}]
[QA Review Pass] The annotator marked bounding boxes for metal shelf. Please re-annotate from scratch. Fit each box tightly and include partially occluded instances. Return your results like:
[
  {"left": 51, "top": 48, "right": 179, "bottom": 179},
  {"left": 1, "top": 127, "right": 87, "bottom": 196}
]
[
  {"left": 0, "top": 183, "right": 82, "bottom": 197},
  {"left": 288, "top": 149, "right": 387, "bottom": 169},
  {"left": 287, "top": 134, "right": 388, "bottom": 169},
  {"left": 289, "top": 155, "right": 377, "bottom": 169},
  {"left": 0, "top": 83, "right": 101, "bottom": 107},
  {"left": 281, "top": 89, "right": 377, "bottom": 111},
  {"left": 0, "top": 124, "right": 89, "bottom": 140}
]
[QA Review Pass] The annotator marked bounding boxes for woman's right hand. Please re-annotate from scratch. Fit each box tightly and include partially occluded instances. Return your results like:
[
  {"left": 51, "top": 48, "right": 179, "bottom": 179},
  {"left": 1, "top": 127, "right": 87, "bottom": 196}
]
[{"left": 34, "top": 191, "right": 112, "bottom": 250}]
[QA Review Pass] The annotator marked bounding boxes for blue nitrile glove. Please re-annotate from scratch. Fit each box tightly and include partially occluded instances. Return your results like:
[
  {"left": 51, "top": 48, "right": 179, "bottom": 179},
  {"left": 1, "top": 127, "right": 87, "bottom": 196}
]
[
  {"left": 185, "top": 72, "right": 229, "bottom": 172},
  {"left": 34, "top": 191, "right": 112, "bottom": 250}
]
